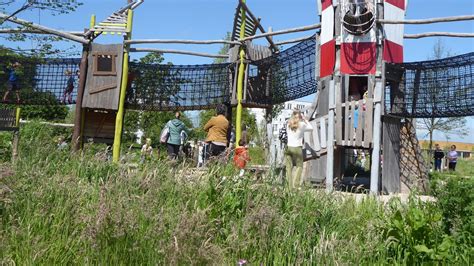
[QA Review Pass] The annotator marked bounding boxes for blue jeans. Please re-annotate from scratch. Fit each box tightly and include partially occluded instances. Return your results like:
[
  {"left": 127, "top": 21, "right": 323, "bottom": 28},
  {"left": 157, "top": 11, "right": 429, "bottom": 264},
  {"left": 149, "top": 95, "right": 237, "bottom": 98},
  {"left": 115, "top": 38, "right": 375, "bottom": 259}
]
[{"left": 434, "top": 159, "right": 442, "bottom": 171}]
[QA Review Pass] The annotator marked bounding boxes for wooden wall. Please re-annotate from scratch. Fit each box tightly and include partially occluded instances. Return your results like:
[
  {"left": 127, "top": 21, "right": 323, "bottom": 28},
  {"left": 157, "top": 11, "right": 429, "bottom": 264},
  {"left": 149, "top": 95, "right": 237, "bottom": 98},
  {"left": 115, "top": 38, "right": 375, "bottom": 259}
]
[{"left": 82, "top": 43, "right": 124, "bottom": 110}]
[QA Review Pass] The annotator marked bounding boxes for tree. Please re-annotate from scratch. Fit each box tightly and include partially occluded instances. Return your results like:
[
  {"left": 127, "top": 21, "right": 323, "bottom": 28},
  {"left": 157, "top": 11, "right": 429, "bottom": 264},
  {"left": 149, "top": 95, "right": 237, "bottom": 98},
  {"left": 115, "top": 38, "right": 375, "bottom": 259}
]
[
  {"left": 124, "top": 52, "right": 194, "bottom": 144},
  {"left": 416, "top": 39, "right": 468, "bottom": 152},
  {"left": 1, "top": 1, "right": 83, "bottom": 57}
]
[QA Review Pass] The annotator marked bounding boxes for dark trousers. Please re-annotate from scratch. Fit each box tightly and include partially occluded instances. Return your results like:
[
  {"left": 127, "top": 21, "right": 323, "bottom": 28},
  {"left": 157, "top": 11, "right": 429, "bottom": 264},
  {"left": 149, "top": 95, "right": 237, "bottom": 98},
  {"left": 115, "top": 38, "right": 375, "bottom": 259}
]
[
  {"left": 434, "top": 159, "right": 442, "bottom": 171},
  {"left": 167, "top": 143, "right": 180, "bottom": 159},
  {"left": 448, "top": 162, "right": 456, "bottom": 171},
  {"left": 205, "top": 142, "right": 226, "bottom": 159}
]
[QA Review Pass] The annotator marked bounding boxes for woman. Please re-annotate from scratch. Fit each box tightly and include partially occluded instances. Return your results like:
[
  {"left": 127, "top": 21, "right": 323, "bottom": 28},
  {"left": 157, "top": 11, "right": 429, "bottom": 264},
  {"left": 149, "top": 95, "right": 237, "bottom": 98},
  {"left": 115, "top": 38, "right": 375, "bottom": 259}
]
[
  {"left": 203, "top": 104, "right": 229, "bottom": 159},
  {"left": 285, "top": 110, "right": 313, "bottom": 189},
  {"left": 447, "top": 145, "right": 458, "bottom": 171},
  {"left": 165, "top": 112, "right": 189, "bottom": 160}
]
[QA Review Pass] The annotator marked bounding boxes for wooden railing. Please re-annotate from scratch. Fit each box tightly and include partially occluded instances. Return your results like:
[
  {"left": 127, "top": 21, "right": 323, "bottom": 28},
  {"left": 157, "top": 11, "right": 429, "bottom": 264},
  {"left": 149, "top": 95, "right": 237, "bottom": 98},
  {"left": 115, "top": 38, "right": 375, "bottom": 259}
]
[{"left": 336, "top": 99, "right": 374, "bottom": 148}]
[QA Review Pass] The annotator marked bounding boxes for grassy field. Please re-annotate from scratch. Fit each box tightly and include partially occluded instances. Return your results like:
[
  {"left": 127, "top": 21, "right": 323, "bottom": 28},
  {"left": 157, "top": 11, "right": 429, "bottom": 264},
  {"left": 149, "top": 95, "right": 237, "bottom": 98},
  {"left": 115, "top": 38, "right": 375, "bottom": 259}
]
[{"left": 0, "top": 122, "right": 473, "bottom": 264}]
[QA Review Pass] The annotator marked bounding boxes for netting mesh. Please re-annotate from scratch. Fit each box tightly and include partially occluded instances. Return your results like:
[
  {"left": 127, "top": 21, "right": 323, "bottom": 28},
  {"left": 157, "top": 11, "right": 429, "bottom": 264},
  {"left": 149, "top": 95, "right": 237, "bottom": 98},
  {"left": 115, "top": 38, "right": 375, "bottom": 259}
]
[
  {"left": 0, "top": 57, "right": 81, "bottom": 105},
  {"left": 126, "top": 62, "right": 231, "bottom": 111},
  {"left": 247, "top": 36, "right": 317, "bottom": 105},
  {"left": 386, "top": 52, "right": 474, "bottom": 118}
]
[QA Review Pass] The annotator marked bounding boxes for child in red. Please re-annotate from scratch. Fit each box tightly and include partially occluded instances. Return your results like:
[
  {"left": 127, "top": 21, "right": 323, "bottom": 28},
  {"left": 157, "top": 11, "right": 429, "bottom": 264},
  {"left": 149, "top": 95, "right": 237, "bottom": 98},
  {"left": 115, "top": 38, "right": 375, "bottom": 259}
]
[{"left": 234, "top": 139, "right": 250, "bottom": 177}]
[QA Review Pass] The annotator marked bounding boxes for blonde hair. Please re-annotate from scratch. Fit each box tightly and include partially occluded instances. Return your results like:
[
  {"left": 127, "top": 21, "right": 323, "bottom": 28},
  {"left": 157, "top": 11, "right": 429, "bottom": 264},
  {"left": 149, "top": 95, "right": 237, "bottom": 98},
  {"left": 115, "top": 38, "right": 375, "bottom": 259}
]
[{"left": 288, "top": 111, "right": 302, "bottom": 131}]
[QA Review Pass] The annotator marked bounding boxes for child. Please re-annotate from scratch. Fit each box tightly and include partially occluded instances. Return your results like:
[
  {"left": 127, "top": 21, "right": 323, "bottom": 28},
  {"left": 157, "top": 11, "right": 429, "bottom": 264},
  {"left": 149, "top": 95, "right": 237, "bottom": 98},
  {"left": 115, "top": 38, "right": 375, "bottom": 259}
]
[
  {"left": 2, "top": 62, "right": 21, "bottom": 104},
  {"left": 140, "top": 138, "right": 153, "bottom": 163},
  {"left": 61, "top": 69, "right": 77, "bottom": 104},
  {"left": 234, "top": 139, "right": 251, "bottom": 177}
]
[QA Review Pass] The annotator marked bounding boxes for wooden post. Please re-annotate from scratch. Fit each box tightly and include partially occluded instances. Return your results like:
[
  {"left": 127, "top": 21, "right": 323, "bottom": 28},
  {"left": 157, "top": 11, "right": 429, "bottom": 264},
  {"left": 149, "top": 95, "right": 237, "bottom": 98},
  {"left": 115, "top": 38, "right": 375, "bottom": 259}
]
[
  {"left": 370, "top": 81, "right": 383, "bottom": 194},
  {"left": 11, "top": 107, "right": 21, "bottom": 163},
  {"left": 235, "top": 0, "right": 247, "bottom": 146},
  {"left": 112, "top": 9, "right": 133, "bottom": 163},
  {"left": 326, "top": 79, "right": 335, "bottom": 191}
]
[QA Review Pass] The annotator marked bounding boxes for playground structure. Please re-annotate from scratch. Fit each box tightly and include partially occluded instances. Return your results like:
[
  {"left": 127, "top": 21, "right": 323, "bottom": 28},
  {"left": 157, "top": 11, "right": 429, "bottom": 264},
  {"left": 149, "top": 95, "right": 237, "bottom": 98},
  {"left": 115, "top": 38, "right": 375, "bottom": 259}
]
[{"left": 0, "top": 0, "right": 473, "bottom": 194}]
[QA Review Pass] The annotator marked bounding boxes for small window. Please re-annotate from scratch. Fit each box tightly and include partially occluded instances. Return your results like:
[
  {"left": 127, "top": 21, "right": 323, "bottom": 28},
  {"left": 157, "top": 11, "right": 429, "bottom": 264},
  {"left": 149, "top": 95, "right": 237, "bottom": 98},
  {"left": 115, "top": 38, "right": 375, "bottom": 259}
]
[{"left": 93, "top": 53, "right": 117, "bottom": 76}]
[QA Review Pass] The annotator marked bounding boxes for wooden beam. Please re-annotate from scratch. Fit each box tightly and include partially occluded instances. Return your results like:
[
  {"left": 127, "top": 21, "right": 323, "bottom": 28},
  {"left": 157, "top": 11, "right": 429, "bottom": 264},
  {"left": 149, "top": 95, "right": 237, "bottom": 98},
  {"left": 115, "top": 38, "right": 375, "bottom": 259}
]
[
  {"left": 274, "top": 35, "right": 314, "bottom": 46},
  {"left": 0, "top": 28, "right": 84, "bottom": 36},
  {"left": 126, "top": 39, "right": 240, "bottom": 45},
  {"left": 129, "top": 48, "right": 228, "bottom": 58},
  {"left": 404, "top": 32, "right": 474, "bottom": 39},
  {"left": 378, "top": 14, "right": 474, "bottom": 25},
  {"left": 0, "top": 12, "right": 89, "bottom": 44},
  {"left": 240, "top": 23, "right": 321, "bottom": 42},
  {"left": 239, "top": 1, "right": 278, "bottom": 52}
]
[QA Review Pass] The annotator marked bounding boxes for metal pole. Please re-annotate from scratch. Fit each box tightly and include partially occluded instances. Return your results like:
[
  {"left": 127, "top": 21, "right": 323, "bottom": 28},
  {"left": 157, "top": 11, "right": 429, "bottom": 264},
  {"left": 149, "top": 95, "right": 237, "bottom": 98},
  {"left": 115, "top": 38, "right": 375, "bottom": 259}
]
[
  {"left": 112, "top": 9, "right": 133, "bottom": 163},
  {"left": 326, "top": 80, "right": 335, "bottom": 191},
  {"left": 236, "top": 0, "right": 247, "bottom": 146}
]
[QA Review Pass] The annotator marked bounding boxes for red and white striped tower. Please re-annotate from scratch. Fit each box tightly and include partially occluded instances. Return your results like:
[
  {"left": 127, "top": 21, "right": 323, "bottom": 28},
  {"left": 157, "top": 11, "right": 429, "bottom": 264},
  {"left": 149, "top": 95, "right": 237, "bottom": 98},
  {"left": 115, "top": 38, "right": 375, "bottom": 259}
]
[{"left": 314, "top": 0, "right": 407, "bottom": 193}]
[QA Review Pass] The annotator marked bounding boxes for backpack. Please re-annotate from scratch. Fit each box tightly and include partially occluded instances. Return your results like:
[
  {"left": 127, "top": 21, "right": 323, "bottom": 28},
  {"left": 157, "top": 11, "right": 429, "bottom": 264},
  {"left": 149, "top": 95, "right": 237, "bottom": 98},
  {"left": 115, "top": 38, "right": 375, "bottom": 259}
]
[
  {"left": 160, "top": 122, "right": 170, "bottom": 144},
  {"left": 279, "top": 124, "right": 288, "bottom": 145}
]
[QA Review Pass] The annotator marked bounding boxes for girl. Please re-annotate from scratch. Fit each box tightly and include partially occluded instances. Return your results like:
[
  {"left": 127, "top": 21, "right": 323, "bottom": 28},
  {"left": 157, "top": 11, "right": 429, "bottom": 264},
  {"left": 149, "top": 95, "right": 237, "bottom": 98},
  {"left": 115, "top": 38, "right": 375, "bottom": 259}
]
[{"left": 285, "top": 110, "right": 313, "bottom": 189}]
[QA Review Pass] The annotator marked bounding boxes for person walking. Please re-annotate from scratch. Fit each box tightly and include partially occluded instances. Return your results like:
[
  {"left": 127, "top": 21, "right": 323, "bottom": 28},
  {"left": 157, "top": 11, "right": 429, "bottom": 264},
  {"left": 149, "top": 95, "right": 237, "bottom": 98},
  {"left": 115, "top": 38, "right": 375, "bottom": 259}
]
[
  {"left": 203, "top": 104, "right": 229, "bottom": 160},
  {"left": 165, "top": 112, "right": 189, "bottom": 160},
  {"left": 285, "top": 110, "right": 313, "bottom": 189},
  {"left": 433, "top": 143, "right": 444, "bottom": 172},
  {"left": 447, "top": 145, "right": 458, "bottom": 171}
]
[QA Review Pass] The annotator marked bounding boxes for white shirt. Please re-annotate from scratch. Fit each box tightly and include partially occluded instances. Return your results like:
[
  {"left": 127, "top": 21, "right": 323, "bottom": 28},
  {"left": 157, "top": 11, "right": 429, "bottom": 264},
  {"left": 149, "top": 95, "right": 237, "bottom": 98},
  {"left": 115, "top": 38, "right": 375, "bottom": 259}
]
[{"left": 287, "top": 121, "right": 313, "bottom": 147}]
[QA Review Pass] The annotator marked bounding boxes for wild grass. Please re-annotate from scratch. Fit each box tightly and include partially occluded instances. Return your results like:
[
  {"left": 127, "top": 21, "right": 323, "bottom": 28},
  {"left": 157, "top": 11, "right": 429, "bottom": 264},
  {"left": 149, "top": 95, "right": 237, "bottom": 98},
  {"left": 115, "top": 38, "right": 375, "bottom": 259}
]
[{"left": 0, "top": 122, "right": 472, "bottom": 264}]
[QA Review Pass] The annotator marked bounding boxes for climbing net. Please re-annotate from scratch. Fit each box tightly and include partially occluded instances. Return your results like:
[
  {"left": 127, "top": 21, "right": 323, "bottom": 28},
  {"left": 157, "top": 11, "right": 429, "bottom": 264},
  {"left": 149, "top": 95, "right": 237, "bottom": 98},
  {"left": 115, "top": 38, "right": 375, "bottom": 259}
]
[
  {"left": 247, "top": 36, "right": 317, "bottom": 105},
  {"left": 126, "top": 62, "right": 231, "bottom": 111},
  {"left": 386, "top": 52, "right": 474, "bottom": 118},
  {"left": 0, "top": 57, "right": 81, "bottom": 105}
]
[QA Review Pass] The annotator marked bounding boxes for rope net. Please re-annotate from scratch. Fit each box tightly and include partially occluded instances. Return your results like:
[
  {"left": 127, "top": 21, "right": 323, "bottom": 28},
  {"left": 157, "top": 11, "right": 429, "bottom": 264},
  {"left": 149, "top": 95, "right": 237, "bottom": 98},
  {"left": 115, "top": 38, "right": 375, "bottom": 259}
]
[
  {"left": 126, "top": 62, "right": 231, "bottom": 111},
  {"left": 386, "top": 52, "right": 474, "bottom": 118},
  {"left": 247, "top": 36, "right": 317, "bottom": 105},
  {"left": 0, "top": 56, "right": 81, "bottom": 105}
]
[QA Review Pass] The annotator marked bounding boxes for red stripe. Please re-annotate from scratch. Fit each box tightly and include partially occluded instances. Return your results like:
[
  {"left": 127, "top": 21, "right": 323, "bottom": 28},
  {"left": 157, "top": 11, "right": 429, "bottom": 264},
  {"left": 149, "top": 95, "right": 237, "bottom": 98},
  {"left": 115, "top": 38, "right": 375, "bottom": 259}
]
[
  {"left": 321, "top": 0, "right": 332, "bottom": 11},
  {"left": 320, "top": 39, "right": 335, "bottom": 78},
  {"left": 341, "top": 42, "right": 376, "bottom": 75},
  {"left": 385, "top": 0, "right": 405, "bottom": 10},
  {"left": 383, "top": 40, "right": 403, "bottom": 63}
]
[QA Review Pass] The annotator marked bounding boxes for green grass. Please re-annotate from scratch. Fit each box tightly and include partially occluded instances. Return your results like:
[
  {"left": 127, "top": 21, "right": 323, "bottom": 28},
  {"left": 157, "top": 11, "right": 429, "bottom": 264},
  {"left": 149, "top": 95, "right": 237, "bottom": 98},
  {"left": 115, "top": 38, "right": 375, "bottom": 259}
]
[{"left": 0, "top": 122, "right": 472, "bottom": 264}]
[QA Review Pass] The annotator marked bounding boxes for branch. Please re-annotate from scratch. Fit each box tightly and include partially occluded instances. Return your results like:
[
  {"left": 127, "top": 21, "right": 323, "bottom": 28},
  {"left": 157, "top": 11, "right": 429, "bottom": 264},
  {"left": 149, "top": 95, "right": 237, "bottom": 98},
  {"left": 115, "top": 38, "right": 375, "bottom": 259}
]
[{"left": 405, "top": 32, "right": 474, "bottom": 39}]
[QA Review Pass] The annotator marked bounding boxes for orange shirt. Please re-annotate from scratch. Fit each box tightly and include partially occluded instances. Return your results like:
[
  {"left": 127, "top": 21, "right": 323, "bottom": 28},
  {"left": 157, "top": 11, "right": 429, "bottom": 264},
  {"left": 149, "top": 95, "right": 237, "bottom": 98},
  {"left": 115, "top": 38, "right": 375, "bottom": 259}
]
[{"left": 234, "top": 146, "right": 250, "bottom": 169}]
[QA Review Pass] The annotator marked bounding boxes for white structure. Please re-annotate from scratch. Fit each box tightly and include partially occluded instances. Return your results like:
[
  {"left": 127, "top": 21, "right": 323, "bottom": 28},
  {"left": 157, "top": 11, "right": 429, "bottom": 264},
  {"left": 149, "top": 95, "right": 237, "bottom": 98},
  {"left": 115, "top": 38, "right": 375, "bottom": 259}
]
[{"left": 250, "top": 100, "right": 313, "bottom": 166}]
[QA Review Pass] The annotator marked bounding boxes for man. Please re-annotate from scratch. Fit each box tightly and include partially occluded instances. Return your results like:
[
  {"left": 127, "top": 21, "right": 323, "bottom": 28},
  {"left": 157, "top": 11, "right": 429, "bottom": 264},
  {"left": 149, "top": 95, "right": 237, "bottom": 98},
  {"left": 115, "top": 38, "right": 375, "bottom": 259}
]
[
  {"left": 433, "top": 143, "right": 445, "bottom": 172},
  {"left": 2, "top": 62, "right": 21, "bottom": 103},
  {"left": 204, "top": 104, "right": 229, "bottom": 160}
]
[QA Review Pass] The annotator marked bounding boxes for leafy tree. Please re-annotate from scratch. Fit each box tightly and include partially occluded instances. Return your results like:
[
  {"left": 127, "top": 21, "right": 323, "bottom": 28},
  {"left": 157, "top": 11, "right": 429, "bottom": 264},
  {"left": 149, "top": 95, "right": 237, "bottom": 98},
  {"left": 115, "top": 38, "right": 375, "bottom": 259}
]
[
  {"left": 1, "top": 1, "right": 83, "bottom": 57},
  {"left": 417, "top": 39, "right": 468, "bottom": 152}
]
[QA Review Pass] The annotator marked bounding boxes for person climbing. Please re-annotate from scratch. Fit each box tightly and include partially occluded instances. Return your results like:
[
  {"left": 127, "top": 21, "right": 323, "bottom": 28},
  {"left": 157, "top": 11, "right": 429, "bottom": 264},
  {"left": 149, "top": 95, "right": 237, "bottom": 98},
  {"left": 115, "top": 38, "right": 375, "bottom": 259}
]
[
  {"left": 433, "top": 143, "right": 445, "bottom": 172},
  {"left": 285, "top": 110, "right": 313, "bottom": 189},
  {"left": 140, "top": 138, "right": 153, "bottom": 163},
  {"left": 61, "top": 69, "right": 77, "bottom": 104},
  {"left": 164, "top": 112, "right": 189, "bottom": 160},
  {"left": 2, "top": 62, "right": 21, "bottom": 104},
  {"left": 234, "top": 139, "right": 251, "bottom": 177},
  {"left": 447, "top": 145, "right": 458, "bottom": 171},
  {"left": 203, "top": 104, "right": 229, "bottom": 160}
]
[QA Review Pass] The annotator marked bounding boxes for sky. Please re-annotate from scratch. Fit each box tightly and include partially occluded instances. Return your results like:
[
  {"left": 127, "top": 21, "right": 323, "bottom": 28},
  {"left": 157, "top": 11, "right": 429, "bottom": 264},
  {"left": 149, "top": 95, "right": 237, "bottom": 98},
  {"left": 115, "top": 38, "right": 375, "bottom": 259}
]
[{"left": 1, "top": 0, "right": 473, "bottom": 142}]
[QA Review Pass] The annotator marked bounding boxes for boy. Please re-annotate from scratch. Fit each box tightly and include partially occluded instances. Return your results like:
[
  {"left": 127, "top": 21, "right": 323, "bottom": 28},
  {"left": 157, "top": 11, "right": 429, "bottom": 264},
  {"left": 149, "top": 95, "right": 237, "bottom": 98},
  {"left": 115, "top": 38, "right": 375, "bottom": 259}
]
[
  {"left": 61, "top": 69, "right": 78, "bottom": 104},
  {"left": 2, "top": 62, "right": 21, "bottom": 103},
  {"left": 234, "top": 139, "right": 250, "bottom": 177}
]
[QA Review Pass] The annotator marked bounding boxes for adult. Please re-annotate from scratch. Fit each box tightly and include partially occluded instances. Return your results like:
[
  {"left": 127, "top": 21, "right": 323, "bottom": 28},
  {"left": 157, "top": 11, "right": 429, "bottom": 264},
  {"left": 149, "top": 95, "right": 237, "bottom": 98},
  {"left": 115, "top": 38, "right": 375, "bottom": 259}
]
[
  {"left": 166, "top": 112, "right": 189, "bottom": 160},
  {"left": 447, "top": 145, "right": 458, "bottom": 171},
  {"left": 433, "top": 143, "right": 444, "bottom": 172},
  {"left": 204, "top": 104, "right": 229, "bottom": 159},
  {"left": 285, "top": 110, "right": 313, "bottom": 189}
]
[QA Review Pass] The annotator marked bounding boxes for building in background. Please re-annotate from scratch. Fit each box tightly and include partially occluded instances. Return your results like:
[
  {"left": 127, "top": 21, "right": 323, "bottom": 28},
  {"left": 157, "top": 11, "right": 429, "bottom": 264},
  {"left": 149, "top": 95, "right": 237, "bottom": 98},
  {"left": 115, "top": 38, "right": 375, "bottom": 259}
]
[{"left": 250, "top": 100, "right": 313, "bottom": 166}]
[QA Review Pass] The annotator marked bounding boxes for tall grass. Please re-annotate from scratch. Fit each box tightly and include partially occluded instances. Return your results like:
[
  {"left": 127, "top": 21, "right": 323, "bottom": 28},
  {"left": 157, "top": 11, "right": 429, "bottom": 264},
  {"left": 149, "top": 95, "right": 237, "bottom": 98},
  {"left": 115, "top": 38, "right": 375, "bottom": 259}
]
[{"left": 0, "top": 122, "right": 472, "bottom": 264}]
